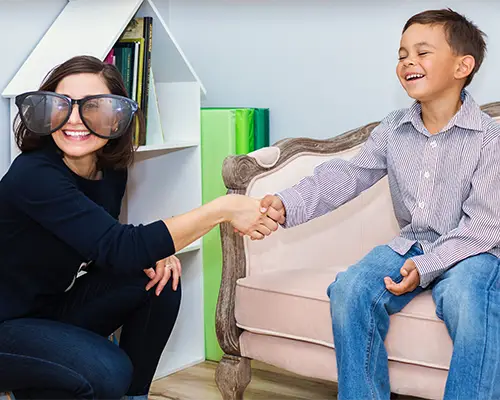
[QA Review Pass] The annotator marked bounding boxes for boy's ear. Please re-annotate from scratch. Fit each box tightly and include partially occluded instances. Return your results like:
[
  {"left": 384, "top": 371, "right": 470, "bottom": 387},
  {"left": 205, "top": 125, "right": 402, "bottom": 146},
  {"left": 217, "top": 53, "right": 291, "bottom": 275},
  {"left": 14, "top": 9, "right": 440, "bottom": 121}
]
[{"left": 455, "top": 55, "right": 475, "bottom": 80}]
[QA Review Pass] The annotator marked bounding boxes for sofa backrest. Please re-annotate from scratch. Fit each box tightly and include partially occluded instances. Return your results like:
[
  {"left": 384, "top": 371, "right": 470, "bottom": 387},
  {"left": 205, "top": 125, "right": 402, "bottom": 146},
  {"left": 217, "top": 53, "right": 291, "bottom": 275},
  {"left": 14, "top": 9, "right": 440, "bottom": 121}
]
[{"left": 243, "top": 145, "right": 400, "bottom": 276}]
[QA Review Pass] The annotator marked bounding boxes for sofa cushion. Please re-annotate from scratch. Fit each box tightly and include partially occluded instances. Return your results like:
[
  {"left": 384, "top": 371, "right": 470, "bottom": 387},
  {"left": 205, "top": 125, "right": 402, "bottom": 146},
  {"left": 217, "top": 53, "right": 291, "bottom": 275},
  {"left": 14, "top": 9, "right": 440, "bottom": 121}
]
[{"left": 235, "top": 265, "right": 452, "bottom": 370}]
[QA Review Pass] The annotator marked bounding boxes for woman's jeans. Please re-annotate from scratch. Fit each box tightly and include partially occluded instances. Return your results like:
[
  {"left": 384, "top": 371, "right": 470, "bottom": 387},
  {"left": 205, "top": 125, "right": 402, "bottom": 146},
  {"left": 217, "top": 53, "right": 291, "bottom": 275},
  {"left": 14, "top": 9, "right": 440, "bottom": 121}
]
[
  {"left": 0, "top": 267, "right": 181, "bottom": 399},
  {"left": 328, "top": 244, "right": 500, "bottom": 400}
]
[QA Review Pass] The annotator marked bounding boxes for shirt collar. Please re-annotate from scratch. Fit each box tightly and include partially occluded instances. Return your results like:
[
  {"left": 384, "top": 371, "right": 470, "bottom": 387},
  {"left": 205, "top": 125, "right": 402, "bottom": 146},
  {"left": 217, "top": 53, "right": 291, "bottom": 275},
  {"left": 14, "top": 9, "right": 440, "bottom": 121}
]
[{"left": 396, "top": 90, "right": 483, "bottom": 134}]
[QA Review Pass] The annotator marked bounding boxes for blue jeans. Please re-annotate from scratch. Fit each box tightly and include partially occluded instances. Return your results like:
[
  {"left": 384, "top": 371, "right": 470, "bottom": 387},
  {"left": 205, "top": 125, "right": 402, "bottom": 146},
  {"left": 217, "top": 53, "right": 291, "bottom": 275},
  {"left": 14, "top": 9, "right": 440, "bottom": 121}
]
[
  {"left": 327, "top": 245, "right": 500, "bottom": 400},
  {"left": 0, "top": 268, "right": 181, "bottom": 399}
]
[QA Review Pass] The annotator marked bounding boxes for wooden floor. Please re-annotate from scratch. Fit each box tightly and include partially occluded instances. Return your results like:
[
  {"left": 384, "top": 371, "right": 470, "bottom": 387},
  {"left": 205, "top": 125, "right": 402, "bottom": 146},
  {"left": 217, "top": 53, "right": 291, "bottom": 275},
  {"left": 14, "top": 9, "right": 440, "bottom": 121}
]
[{"left": 149, "top": 361, "right": 421, "bottom": 400}]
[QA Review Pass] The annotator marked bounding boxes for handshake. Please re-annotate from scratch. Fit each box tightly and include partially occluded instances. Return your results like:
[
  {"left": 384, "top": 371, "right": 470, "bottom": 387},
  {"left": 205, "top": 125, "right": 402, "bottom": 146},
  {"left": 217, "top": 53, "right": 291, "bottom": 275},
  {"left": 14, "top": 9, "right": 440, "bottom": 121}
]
[{"left": 226, "top": 194, "right": 286, "bottom": 240}]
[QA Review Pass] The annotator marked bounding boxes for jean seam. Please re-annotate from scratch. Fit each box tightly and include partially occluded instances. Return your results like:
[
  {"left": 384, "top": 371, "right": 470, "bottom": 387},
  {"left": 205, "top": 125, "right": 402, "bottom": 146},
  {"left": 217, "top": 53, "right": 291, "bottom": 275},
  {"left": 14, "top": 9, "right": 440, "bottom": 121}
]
[
  {"left": 476, "top": 261, "right": 500, "bottom": 398},
  {"left": 365, "top": 282, "right": 397, "bottom": 400}
]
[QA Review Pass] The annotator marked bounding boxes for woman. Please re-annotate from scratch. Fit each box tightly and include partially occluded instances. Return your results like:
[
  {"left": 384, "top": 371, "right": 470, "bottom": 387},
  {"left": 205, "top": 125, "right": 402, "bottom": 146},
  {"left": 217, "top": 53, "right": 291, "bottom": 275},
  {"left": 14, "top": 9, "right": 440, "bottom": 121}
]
[{"left": 0, "top": 55, "right": 281, "bottom": 400}]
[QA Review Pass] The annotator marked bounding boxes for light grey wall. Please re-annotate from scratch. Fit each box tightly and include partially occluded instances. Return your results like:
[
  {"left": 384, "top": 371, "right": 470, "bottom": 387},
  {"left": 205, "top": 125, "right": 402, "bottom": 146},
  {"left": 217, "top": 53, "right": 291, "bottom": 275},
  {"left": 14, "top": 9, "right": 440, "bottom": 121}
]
[
  {"left": 0, "top": 0, "right": 66, "bottom": 177},
  {"left": 168, "top": 0, "right": 500, "bottom": 144},
  {"left": 1, "top": 1, "right": 498, "bottom": 160}
]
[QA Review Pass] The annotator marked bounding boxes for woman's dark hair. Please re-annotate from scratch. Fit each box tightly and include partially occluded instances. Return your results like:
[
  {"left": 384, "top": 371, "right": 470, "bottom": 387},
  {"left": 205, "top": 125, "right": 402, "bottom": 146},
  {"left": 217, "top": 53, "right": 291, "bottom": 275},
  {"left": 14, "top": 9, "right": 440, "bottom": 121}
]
[{"left": 14, "top": 55, "right": 144, "bottom": 169}]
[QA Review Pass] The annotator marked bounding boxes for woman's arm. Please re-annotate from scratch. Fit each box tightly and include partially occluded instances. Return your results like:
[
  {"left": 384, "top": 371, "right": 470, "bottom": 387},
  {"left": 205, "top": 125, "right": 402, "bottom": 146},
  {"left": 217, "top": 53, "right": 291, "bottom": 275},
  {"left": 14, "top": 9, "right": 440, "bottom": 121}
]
[
  {"left": 4, "top": 154, "right": 275, "bottom": 273},
  {"left": 164, "top": 194, "right": 277, "bottom": 253}
]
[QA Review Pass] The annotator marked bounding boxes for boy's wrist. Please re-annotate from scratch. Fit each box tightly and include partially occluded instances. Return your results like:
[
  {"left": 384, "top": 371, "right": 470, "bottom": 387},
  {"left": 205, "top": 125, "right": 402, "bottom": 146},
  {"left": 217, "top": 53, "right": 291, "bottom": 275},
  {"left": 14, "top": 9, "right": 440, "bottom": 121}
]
[{"left": 411, "top": 253, "right": 446, "bottom": 288}]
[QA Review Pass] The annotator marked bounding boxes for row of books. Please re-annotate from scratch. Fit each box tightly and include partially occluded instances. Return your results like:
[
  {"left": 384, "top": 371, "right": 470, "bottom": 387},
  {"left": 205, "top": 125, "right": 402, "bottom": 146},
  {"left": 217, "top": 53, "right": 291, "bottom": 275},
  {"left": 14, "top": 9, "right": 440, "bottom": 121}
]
[{"left": 105, "top": 17, "right": 153, "bottom": 146}]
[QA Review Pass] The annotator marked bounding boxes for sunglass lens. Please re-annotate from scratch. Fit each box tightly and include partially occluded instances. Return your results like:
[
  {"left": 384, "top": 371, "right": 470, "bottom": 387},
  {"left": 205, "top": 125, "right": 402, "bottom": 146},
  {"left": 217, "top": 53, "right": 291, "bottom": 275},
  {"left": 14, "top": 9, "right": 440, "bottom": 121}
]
[
  {"left": 18, "top": 93, "right": 70, "bottom": 135},
  {"left": 81, "top": 96, "right": 135, "bottom": 138}
]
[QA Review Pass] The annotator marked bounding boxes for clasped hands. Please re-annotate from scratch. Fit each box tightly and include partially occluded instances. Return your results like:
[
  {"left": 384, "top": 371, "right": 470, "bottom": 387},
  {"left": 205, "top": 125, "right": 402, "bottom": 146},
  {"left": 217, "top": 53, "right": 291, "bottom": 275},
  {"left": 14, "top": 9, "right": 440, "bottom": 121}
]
[{"left": 229, "top": 194, "right": 286, "bottom": 240}]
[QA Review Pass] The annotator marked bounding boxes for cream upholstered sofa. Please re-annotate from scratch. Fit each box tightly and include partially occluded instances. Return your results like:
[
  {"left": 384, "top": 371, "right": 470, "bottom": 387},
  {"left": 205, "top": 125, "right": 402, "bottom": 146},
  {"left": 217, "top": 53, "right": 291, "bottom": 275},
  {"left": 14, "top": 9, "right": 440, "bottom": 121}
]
[{"left": 214, "top": 102, "right": 500, "bottom": 400}]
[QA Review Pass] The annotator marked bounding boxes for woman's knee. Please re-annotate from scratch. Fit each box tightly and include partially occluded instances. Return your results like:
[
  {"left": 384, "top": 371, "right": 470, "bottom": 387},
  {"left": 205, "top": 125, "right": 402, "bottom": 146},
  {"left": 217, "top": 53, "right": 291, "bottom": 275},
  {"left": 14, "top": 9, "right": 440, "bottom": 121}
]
[{"left": 89, "top": 344, "right": 133, "bottom": 399}]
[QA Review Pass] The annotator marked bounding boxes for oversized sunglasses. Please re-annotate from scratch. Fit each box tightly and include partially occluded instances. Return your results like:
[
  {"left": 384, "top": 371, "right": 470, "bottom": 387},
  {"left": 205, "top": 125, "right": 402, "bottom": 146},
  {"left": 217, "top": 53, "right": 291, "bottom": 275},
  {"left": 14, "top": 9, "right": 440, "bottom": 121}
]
[{"left": 15, "top": 91, "right": 138, "bottom": 139}]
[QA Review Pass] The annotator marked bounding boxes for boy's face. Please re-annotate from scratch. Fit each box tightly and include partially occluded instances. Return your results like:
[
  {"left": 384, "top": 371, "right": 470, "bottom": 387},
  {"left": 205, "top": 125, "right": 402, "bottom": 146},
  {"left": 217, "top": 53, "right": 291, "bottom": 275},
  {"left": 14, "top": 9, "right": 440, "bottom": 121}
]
[{"left": 397, "top": 23, "right": 462, "bottom": 102}]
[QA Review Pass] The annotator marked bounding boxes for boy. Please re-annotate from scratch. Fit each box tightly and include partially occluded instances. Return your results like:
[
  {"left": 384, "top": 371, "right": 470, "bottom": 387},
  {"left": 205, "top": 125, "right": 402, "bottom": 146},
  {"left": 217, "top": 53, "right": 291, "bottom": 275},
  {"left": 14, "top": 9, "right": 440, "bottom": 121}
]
[{"left": 260, "top": 9, "right": 500, "bottom": 399}]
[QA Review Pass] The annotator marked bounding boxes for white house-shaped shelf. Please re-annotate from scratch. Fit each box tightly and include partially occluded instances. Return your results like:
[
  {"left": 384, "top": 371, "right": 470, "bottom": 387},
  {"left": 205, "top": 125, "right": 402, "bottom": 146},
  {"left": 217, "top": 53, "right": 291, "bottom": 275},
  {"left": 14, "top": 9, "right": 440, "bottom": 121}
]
[{"left": 2, "top": 0, "right": 206, "bottom": 159}]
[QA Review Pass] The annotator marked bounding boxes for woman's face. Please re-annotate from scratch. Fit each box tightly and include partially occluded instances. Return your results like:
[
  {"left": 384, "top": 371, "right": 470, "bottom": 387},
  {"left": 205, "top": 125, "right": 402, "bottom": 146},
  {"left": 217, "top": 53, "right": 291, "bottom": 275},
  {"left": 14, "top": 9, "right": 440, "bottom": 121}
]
[{"left": 51, "top": 73, "right": 110, "bottom": 159}]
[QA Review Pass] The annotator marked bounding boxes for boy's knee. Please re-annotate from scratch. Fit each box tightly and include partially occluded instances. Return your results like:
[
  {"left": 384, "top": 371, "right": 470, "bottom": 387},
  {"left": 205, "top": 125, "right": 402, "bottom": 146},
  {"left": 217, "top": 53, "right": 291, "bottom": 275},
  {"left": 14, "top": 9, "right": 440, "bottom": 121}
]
[
  {"left": 328, "top": 269, "right": 371, "bottom": 315},
  {"left": 433, "top": 276, "right": 482, "bottom": 330}
]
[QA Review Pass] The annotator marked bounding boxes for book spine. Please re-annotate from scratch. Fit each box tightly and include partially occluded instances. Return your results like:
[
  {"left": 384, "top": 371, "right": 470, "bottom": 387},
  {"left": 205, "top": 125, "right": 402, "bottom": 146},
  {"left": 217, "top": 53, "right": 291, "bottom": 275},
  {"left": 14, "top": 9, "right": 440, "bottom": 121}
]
[
  {"left": 123, "top": 47, "right": 133, "bottom": 102},
  {"left": 139, "top": 16, "right": 153, "bottom": 146}
]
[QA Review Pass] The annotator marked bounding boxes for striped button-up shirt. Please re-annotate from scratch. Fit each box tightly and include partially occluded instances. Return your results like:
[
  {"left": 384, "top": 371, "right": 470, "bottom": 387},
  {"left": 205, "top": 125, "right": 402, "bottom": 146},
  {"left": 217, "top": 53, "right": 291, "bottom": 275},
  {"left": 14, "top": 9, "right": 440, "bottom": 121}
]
[{"left": 277, "top": 91, "right": 500, "bottom": 287}]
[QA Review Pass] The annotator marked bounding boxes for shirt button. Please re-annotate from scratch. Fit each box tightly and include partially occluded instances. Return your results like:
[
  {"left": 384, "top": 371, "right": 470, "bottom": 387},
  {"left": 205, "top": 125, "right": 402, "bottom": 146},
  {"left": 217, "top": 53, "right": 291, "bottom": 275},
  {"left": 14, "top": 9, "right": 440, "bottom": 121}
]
[
  {"left": 424, "top": 171, "right": 430, "bottom": 179},
  {"left": 430, "top": 141, "right": 437, "bottom": 148},
  {"left": 418, "top": 201, "right": 425, "bottom": 209}
]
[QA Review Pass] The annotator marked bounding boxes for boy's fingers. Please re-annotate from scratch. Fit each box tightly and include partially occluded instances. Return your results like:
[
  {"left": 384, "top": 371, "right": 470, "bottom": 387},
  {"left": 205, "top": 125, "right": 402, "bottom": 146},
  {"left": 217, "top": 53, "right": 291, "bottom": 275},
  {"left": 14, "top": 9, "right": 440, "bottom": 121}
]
[
  {"left": 260, "top": 195, "right": 275, "bottom": 212},
  {"left": 384, "top": 276, "right": 394, "bottom": 286},
  {"left": 266, "top": 207, "right": 284, "bottom": 223},
  {"left": 385, "top": 276, "right": 409, "bottom": 296},
  {"left": 400, "top": 260, "right": 417, "bottom": 277}
]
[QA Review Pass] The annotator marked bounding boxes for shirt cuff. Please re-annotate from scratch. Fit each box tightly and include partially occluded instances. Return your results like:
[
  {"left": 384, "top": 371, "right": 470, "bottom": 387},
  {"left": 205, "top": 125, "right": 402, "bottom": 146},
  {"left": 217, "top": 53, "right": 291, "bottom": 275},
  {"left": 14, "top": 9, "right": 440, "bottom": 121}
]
[
  {"left": 411, "top": 253, "right": 447, "bottom": 288},
  {"left": 276, "top": 187, "right": 307, "bottom": 228}
]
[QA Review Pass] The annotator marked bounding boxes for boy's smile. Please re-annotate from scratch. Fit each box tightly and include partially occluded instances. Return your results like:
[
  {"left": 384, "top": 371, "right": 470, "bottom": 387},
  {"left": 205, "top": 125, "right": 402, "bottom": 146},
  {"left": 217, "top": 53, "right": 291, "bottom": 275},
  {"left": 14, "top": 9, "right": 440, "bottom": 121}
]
[{"left": 397, "top": 23, "right": 461, "bottom": 102}]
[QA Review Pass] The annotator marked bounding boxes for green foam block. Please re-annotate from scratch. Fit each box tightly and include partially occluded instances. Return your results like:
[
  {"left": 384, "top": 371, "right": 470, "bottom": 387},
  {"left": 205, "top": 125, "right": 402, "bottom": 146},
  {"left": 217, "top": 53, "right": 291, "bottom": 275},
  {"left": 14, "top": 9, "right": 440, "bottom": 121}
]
[
  {"left": 235, "top": 108, "right": 254, "bottom": 155},
  {"left": 201, "top": 109, "right": 236, "bottom": 361},
  {"left": 253, "top": 108, "right": 270, "bottom": 150}
]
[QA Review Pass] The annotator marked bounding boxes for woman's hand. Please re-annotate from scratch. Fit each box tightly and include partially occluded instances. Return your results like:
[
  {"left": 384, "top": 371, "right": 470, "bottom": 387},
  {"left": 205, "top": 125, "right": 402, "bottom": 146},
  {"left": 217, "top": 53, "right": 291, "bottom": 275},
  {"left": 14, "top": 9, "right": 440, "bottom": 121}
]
[
  {"left": 222, "top": 194, "right": 279, "bottom": 240},
  {"left": 143, "top": 255, "right": 182, "bottom": 296},
  {"left": 234, "top": 195, "right": 286, "bottom": 238}
]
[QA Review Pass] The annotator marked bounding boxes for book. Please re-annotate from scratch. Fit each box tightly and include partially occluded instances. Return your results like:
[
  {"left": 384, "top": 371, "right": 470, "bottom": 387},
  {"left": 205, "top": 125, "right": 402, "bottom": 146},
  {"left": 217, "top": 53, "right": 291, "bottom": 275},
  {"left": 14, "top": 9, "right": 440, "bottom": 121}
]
[
  {"left": 119, "top": 16, "right": 153, "bottom": 146},
  {"left": 119, "top": 38, "right": 145, "bottom": 105},
  {"left": 113, "top": 42, "right": 134, "bottom": 99}
]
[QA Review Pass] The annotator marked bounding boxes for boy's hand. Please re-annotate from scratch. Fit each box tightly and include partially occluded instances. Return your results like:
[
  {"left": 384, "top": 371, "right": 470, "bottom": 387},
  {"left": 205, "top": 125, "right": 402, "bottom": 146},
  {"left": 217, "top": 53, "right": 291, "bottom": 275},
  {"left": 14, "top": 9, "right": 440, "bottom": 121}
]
[
  {"left": 384, "top": 259, "right": 420, "bottom": 296},
  {"left": 260, "top": 195, "right": 286, "bottom": 225}
]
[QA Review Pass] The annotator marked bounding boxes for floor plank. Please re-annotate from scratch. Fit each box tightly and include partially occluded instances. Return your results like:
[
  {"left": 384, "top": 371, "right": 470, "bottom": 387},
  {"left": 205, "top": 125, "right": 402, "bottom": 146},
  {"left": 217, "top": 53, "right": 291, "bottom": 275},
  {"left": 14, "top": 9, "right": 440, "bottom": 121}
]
[{"left": 149, "top": 361, "right": 420, "bottom": 400}]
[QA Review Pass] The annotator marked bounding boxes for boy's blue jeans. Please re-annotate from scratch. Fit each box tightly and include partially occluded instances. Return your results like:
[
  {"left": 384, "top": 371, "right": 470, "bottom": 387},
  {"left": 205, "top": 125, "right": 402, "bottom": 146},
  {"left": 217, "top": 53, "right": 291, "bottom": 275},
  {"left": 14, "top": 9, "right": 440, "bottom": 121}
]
[{"left": 327, "top": 244, "right": 500, "bottom": 400}]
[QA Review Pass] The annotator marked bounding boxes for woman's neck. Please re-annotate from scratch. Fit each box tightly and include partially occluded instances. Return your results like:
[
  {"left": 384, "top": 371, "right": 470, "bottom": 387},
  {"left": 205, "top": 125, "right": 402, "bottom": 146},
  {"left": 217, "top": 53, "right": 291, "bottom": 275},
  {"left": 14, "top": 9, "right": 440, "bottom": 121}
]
[{"left": 63, "top": 154, "right": 101, "bottom": 180}]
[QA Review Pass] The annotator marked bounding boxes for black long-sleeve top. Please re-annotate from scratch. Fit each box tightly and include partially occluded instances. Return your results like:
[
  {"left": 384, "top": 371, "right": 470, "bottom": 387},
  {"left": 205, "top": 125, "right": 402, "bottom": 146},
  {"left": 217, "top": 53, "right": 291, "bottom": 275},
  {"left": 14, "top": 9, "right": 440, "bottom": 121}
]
[{"left": 0, "top": 143, "right": 175, "bottom": 322}]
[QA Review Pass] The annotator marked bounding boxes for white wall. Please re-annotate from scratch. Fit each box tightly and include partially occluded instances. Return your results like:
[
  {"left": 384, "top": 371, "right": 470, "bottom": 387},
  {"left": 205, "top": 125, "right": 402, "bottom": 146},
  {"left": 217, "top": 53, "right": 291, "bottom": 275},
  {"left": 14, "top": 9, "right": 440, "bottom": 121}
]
[
  {"left": 168, "top": 0, "right": 500, "bottom": 144},
  {"left": 0, "top": 0, "right": 66, "bottom": 177}
]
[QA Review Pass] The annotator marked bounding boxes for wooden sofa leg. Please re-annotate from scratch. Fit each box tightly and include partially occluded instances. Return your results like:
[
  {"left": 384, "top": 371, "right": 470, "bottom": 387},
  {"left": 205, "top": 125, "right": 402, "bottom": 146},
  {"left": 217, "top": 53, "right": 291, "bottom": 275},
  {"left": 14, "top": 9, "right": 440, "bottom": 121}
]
[{"left": 215, "top": 354, "right": 251, "bottom": 400}]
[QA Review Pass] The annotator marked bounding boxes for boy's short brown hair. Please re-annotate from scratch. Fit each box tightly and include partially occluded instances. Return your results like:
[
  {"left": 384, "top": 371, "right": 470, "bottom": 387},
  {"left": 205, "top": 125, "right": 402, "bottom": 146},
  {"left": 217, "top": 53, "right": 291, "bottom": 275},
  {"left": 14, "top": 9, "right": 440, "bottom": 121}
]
[{"left": 403, "top": 8, "right": 487, "bottom": 87}]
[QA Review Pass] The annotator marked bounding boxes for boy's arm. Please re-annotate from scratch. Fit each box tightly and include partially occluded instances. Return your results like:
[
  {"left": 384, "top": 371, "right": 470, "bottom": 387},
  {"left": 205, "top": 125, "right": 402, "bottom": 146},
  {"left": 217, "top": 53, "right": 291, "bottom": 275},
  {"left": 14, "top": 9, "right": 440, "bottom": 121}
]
[
  {"left": 275, "top": 117, "right": 391, "bottom": 228},
  {"left": 411, "top": 136, "right": 500, "bottom": 288}
]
